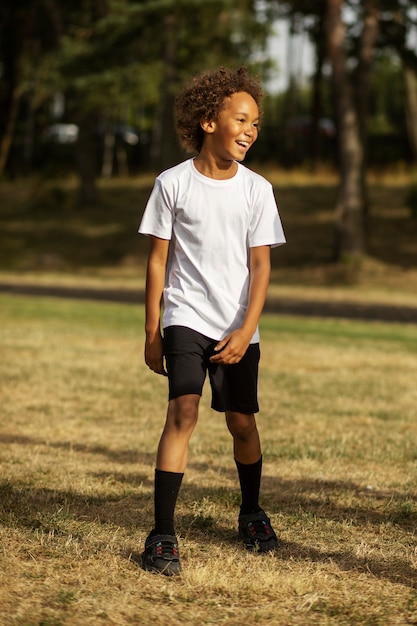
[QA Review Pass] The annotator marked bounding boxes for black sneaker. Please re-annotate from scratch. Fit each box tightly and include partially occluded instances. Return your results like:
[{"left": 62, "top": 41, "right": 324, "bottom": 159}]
[
  {"left": 238, "top": 509, "right": 279, "bottom": 553},
  {"left": 141, "top": 533, "right": 181, "bottom": 576}
]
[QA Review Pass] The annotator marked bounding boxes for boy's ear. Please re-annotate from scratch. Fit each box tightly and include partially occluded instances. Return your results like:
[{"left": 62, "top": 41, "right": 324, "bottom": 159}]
[{"left": 200, "top": 119, "right": 215, "bottom": 134}]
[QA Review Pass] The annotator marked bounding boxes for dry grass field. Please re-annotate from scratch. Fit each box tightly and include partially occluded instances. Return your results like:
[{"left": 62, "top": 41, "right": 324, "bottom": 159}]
[
  {"left": 0, "top": 172, "right": 417, "bottom": 624},
  {"left": 0, "top": 294, "right": 416, "bottom": 625}
]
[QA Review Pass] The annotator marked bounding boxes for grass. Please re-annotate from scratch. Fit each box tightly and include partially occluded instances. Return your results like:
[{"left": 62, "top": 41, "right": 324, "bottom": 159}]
[
  {"left": 0, "top": 170, "right": 417, "bottom": 623},
  {"left": 1, "top": 171, "right": 417, "bottom": 307},
  {"left": 1, "top": 294, "right": 416, "bottom": 625}
]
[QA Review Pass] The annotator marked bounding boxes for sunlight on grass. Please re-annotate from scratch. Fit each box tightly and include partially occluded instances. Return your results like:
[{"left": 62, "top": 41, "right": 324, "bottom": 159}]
[{"left": 1, "top": 295, "right": 416, "bottom": 625}]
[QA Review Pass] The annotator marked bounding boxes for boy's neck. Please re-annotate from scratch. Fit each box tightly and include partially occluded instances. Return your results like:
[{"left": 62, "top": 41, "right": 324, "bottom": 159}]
[{"left": 193, "top": 154, "right": 238, "bottom": 180}]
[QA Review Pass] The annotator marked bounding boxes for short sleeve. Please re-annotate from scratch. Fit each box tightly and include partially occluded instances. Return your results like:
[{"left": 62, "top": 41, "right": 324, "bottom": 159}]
[
  {"left": 138, "top": 178, "right": 173, "bottom": 240},
  {"left": 249, "top": 183, "right": 286, "bottom": 248}
]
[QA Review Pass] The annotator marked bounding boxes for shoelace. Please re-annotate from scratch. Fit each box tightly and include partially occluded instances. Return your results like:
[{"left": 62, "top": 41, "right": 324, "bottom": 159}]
[
  {"left": 246, "top": 519, "right": 272, "bottom": 537},
  {"left": 155, "top": 540, "right": 179, "bottom": 560}
]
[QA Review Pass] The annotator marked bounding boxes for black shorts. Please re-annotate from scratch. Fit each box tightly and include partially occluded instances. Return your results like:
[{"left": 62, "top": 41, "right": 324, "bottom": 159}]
[{"left": 163, "top": 325, "right": 260, "bottom": 414}]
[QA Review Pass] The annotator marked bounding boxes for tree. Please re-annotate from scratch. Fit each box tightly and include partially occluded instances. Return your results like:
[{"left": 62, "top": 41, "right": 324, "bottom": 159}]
[
  {"left": 325, "top": 0, "right": 366, "bottom": 261},
  {"left": 32, "top": 0, "right": 272, "bottom": 203},
  {"left": 142, "top": 0, "right": 272, "bottom": 170},
  {"left": 350, "top": 0, "right": 380, "bottom": 233},
  {"left": 0, "top": 0, "right": 60, "bottom": 175},
  {"left": 378, "top": 0, "right": 417, "bottom": 163},
  {"left": 403, "top": 59, "right": 417, "bottom": 162}
]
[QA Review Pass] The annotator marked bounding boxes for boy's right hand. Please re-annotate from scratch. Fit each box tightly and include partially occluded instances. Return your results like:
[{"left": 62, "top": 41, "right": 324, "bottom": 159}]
[{"left": 144, "top": 332, "right": 167, "bottom": 376}]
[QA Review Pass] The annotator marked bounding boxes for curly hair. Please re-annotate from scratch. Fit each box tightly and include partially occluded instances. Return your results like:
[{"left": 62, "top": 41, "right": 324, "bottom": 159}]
[{"left": 174, "top": 67, "right": 264, "bottom": 154}]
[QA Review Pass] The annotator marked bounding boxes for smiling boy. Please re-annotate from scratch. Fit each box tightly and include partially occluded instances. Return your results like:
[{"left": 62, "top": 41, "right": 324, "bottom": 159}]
[{"left": 138, "top": 67, "right": 286, "bottom": 575}]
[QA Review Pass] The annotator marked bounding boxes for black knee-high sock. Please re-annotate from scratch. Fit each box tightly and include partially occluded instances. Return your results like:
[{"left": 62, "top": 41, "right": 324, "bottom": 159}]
[
  {"left": 235, "top": 456, "right": 262, "bottom": 515},
  {"left": 151, "top": 469, "right": 184, "bottom": 536}
]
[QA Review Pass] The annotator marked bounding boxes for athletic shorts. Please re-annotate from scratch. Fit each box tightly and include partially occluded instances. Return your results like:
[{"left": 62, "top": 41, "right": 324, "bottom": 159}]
[{"left": 163, "top": 325, "right": 260, "bottom": 414}]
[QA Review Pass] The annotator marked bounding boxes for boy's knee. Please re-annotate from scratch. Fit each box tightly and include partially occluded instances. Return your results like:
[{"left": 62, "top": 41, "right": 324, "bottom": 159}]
[
  {"left": 226, "top": 412, "right": 257, "bottom": 441},
  {"left": 167, "top": 394, "right": 199, "bottom": 430}
]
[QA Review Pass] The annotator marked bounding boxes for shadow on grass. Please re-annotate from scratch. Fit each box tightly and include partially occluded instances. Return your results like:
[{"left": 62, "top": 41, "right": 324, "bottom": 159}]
[
  {"left": 0, "top": 184, "right": 152, "bottom": 271},
  {"left": 1, "top": 433, "right": 416, "bottom": 588},
  {"left": 125, "top": 531, "right": 417, "bottom": 589},
  {"left": 185, "top": 465, "right": 417, "bottom": 533},
  {"left": 0, "top": 480, "right": 149, "bottom": 520},
  {"left": 277, "top": 540, "right": 417, "bottom": 589},
  {"left": 0, "top": 431, "right": 154, "bottom": 465}
]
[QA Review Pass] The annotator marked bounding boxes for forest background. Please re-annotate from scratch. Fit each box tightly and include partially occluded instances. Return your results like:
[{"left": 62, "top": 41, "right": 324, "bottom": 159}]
[{"left": 1, "top": 0, "right": 417, "bottom": 266}]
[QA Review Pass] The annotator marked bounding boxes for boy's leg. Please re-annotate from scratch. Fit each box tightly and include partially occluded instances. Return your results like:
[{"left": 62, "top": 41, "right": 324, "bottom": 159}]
[
  {"left": 152, "top": 394, "right": 200, "bottom": 534},
  {"left": 226, "top": 411, "right": 279, "bottom": 552},
  {"left": 157, "top": 394, "right": 200, "bottom": 472},
  {"left": 225, "top": 411, "right": 262, "bottom": 513},
  {"left": 142, "top": 393, "right": 199, "bottom": 575},
  {"left": 142, "top": 327, "right": 208, "bottom": 574},
  {"left": 225, "top": 411, "right": 261, "bottom": 464}
]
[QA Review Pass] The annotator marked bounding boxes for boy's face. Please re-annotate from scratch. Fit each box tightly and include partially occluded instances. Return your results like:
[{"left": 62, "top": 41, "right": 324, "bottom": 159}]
[{"left": 203, "top": 91, "right": 259, "bottom": 162}]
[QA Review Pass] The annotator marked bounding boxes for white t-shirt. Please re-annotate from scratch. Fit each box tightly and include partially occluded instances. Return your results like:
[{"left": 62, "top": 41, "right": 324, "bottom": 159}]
[{"left": 139, "top": 158, "right": 285, "bottom": 343}]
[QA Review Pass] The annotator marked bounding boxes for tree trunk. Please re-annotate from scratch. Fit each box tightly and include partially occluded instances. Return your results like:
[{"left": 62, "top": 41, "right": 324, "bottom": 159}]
[
  {"left": 150, "top": 14, "right": 181, "bottom": 170},
  {"left": 101, "top": 129, "right": 115, "bottom": 178},
  {"left": 0, "top": 85, "right": 20, "bottom": 175},
  {"left": 403, "top": 61, "right": 417, "bottom": 162},
  {"left": 325, "top": 0, "right": 365, "bottom": 262},
  {"left": 115, "top": 136, "right": 129, "bottom": 176},
  {"left": 76, "top": 111, "right": 99, "bottom": 207},
  {"left": 355, "top": 1, "right": 379, "bottom": 150},
  {"left": 354, "top": 0, "right": 379, "bottom": 234},
  {"left": 310, "top": 18, "right": 326, "bottom": 171}
]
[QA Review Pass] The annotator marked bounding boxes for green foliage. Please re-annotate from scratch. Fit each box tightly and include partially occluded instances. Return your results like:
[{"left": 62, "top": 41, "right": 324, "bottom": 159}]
[
  {"left": 36, "top": 0, "right": 272, "bottom": 120},
  {"left": 3, "top": 0, "right": 417, "bottom": 178},
  {"left": 368, "top": 52, "right": 405, "bottom": 135}
]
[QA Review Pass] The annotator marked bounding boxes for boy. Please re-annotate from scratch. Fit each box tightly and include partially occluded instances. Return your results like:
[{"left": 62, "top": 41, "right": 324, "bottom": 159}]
[{"left": 138, "top": 66, "right": 285, "bottom": 576}]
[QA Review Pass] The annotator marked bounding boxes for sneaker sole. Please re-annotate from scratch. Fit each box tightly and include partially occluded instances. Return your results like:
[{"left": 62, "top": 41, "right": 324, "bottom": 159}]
[
  {"left": 141, "top": 554, "right": 181, "bottom": 576},
  {"left": 240, "top": 533, "right": 279, "bottom": 553}
]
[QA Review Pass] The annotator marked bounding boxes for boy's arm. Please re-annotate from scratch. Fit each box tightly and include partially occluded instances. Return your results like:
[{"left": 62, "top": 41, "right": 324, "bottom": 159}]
[
  {"left": 210, "top": 245, "right": 271, "bottom": 365},
  {"left": 144, "top": 235, "right": 170, "bottom": 375}
]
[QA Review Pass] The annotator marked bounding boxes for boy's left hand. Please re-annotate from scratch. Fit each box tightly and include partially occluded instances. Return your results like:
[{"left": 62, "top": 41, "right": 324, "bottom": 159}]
[{"left": 209, "top": 329, "right": 252, "bottom": 365}]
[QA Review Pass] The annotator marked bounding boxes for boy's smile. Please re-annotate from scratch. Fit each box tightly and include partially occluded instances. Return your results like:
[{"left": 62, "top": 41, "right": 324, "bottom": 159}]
[{"left": 196, "top": 91, "right": 260, "bottom": 176}]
